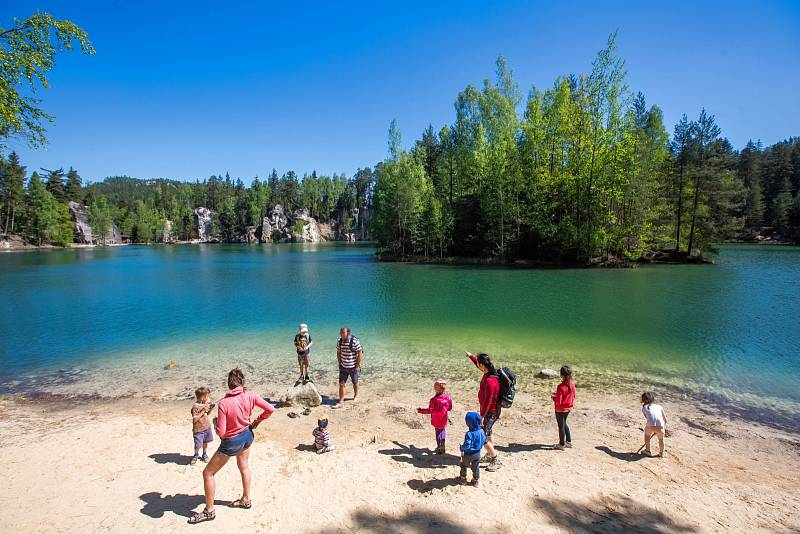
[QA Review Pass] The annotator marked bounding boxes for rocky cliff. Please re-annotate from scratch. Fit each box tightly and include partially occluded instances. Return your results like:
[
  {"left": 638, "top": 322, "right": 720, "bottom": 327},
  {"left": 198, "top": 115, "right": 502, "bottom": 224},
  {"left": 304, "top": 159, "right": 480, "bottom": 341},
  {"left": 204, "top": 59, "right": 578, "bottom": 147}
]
[
  {"left": 193, "top": 207, "right": 215, "bottom": 242},
  {"left": 68, "top": 201, "right": 122, "bottom": 245}
]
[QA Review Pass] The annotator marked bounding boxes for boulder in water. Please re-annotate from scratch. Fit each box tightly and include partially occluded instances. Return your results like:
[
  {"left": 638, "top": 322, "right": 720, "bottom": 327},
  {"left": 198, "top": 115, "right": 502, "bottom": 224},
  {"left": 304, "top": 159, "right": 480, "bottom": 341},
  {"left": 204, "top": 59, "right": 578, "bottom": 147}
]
[
  {"left": 280, "top": 381, "right": 322, "bottom": 408},
  {"left": 539, "top": 368, "right": 559, "bottom": 378}
]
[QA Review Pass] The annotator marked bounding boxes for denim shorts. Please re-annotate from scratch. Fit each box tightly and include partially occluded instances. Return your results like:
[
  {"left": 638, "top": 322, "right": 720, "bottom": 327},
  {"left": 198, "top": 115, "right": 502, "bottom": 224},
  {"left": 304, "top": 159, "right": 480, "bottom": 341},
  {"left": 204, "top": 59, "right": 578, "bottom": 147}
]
[
  {"left": 338, "top": 366, "right": 360, "bottom": 385},
  {"left": 193, "top": 427, "right": 214, "bottom": 449},
  {"left": 218, "top": 427, "right": 254, "bottom": 456}
]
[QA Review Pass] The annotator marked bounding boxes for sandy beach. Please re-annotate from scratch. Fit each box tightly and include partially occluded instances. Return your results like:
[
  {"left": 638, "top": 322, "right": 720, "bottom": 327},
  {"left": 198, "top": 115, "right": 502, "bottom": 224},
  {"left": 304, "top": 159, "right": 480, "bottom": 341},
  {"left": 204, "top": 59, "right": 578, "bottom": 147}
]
[{"left": 1, "top": 376, "right": 798, "bottom": 534}]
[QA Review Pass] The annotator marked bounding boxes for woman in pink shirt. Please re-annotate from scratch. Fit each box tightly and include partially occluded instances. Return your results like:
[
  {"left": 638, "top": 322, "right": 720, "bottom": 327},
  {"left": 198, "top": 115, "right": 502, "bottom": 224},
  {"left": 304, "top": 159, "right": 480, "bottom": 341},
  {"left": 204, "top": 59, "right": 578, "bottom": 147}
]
[{"left": 189, "top": 368, "right": 274, "bottom": 525}]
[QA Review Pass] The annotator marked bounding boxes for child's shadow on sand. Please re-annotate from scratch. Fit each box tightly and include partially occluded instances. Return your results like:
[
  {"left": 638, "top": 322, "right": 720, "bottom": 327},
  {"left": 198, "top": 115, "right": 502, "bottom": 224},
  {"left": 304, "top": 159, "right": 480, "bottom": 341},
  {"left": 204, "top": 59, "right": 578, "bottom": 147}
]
[
  {"left": 139, "top": 492, "right": 230, "bottom": 519},
  {"left": 595, "top": 445, "right": 646, "bottom": 462},
  {"left": 407, "top": 478, "right": 462, "bottom": 493},
  {"left": 295, "top": 444, "right": 317, "bottom": 452},
  {"left": 379, "top": 441, "right": 460, "bottom": 468},
  {"left": 149, "top": 453, "right": 191, "bottom": 465},
  {"left": 495, "top": 443, "right": 553, "bottom": 453}
]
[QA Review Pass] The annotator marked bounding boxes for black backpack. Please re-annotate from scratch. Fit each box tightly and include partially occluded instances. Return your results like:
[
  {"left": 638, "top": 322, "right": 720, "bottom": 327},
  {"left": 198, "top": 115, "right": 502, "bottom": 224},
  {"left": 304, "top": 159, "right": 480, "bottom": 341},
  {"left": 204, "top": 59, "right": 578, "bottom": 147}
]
[{"left": 496, "top": 367, "right": 516, "bottom": 408}]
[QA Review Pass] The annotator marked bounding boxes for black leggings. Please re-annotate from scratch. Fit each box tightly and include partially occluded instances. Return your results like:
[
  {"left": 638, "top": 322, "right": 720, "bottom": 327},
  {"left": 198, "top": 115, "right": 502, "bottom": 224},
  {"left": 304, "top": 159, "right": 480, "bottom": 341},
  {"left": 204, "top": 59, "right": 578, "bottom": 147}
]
[{"left": 555, "top": 411, "right": 571, "bottom": 445}]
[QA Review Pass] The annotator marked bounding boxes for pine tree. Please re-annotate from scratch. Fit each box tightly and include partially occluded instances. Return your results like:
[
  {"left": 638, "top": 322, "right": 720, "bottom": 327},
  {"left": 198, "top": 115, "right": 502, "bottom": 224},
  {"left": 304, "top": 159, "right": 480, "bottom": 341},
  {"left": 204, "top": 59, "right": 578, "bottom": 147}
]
[
  {"left": 65, "top": 167, "right": 83, "bottom": 203},
  {"left": 43, "top": 168, "right": 66, "bottom": 203}
]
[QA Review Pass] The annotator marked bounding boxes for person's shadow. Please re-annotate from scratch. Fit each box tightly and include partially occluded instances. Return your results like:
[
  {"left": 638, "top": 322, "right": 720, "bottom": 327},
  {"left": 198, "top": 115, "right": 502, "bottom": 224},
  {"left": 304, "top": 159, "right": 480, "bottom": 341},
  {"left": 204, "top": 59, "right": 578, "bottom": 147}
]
[
  {"left": 494, "top": 443, "right": 553, "bottom": 453},
  {"left": 407, "top": 478, "right": 462, "bottom": 493},
  {"left": 148, "top": 453, "right": 190, "bottom": 465},
  {"left": 595, "top": 445, "right": 646, "bottom": 462},
  {"left": 378, "top": 441, "right": 460, "bottom": 468},
  {"left": 139, "top": 492, "right": 231, "bottom": 519}
]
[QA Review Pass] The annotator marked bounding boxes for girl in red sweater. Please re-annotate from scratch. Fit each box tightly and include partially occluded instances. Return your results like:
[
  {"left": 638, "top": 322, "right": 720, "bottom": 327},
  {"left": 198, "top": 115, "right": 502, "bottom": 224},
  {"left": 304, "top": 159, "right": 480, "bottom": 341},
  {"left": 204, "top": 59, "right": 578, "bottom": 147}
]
[{"left": 551, "top": 365, "right": 575, "bottom": 450}]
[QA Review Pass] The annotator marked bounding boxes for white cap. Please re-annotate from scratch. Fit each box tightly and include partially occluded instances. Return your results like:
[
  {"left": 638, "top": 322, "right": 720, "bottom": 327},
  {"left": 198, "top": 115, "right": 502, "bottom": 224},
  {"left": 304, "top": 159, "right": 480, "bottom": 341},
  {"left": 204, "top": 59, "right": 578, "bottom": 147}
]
[{"left": 299, "top": 323, "right": 308, "bottom": 333}]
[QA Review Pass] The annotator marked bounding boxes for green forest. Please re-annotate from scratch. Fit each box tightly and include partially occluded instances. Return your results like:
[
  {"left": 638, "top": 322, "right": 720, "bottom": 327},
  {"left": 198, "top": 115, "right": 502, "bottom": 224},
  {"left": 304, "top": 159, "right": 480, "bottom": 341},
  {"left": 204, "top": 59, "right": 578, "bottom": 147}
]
[
  {"left": 2, "top": 23, "right": 799, "bottom": 260},
  {"left": 370, "top": 35, "right": 800, "bottom": 262}
]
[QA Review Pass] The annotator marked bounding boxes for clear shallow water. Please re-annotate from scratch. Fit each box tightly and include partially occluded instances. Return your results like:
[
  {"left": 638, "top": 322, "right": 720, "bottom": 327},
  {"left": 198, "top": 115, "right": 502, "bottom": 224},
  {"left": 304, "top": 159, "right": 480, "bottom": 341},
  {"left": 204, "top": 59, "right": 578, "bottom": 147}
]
[{"left": 1, "top": 243, "right": 799, "bottom": 419}]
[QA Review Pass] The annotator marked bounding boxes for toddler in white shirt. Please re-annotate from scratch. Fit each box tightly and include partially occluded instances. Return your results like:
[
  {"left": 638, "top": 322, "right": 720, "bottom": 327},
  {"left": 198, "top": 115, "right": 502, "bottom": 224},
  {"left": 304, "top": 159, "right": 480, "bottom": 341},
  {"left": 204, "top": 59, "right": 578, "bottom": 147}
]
[{"left": 641, "top": 391, "right": 667, "bottom": 457}]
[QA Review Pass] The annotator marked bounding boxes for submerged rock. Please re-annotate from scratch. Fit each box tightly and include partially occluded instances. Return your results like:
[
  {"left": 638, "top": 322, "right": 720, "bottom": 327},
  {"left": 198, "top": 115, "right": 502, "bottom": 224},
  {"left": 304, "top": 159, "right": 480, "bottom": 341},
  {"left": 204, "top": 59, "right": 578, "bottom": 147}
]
[{"left": 280, "top": 381, "right": 322, "bottom": 408}]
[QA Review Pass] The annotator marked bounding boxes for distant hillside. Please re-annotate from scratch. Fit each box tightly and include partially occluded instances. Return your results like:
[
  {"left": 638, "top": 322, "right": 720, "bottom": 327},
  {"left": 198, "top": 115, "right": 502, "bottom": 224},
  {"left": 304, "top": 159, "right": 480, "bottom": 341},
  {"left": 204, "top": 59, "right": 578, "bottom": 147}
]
[{"left": 86, "top": 176, "right": 185, "bottom": 206}]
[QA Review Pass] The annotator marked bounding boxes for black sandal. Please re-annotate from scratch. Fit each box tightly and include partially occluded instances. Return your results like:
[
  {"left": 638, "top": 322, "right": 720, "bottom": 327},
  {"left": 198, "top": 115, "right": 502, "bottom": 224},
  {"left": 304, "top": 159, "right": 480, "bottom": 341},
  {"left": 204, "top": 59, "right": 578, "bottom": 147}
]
[
  {"left": 230, "top": 498, "right": 252, "bottom": 509},
  {"left": 188, "top": 509, "right": 215, "bottom": 524}
]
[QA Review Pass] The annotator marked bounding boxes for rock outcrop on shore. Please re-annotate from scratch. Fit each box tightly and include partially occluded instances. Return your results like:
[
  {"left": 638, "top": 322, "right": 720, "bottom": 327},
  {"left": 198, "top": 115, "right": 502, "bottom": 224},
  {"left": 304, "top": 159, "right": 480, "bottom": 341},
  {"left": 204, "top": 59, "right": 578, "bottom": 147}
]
[
  {"left": 68, "top": 201, "right": 123, "bottom": 245},
  {"left": 193, "top": 207, "right": 215, "bottom": 242},
  {"left": 255, "top": 204, "right": 344, "bottom": 244},
  {"left": 291, "top": 208, "right": 321, "bottom": 243},
  {"left": 279, "top": 381, "right": 323, "bottom": 407},
  {"left": 0, "top": 234, "right": 36, "bottom": 250}
]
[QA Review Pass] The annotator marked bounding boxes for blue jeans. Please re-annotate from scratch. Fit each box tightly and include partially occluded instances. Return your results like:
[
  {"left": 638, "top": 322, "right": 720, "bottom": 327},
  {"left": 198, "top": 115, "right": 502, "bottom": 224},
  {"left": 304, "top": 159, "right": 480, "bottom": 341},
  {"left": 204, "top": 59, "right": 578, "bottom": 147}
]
[{"left": 460, "top": 451, "right": 480, "bottom": 480}]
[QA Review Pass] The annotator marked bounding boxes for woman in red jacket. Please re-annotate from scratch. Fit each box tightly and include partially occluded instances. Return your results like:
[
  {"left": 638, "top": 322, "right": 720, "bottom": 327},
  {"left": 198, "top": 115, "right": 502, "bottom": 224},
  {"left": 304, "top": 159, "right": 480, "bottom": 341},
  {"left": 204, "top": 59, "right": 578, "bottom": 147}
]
[
  {"left": 551, "top": 365, "right": 575, "bottom": 450},
  {"left": 466, "top": 352, "right": 502, "bottom": 472},
  {"left": 189, "top": 368, "right": 275, "bottom": 524}
]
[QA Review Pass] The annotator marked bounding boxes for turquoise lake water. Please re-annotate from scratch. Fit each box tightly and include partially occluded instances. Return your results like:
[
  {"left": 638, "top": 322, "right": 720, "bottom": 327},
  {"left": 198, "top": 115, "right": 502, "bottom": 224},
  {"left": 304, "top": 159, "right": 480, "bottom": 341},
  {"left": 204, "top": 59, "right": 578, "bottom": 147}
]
[{"left": 1, "top": 244, "right": 798, "bottom": 424}]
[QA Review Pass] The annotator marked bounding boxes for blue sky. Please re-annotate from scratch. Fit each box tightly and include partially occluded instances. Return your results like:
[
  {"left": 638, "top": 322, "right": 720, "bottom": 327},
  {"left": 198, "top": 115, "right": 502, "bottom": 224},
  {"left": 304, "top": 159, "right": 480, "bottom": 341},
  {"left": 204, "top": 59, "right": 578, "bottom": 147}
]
[{"left": 3, "top": 0, "right": 799, "bottom": 182}]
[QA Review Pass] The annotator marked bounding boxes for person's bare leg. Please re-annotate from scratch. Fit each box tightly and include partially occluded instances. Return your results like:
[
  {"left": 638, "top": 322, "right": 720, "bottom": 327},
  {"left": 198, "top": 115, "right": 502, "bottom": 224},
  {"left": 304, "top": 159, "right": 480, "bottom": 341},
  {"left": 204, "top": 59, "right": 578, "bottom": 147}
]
[
  {"left": 483, "top": 439, "right": 497, "bottom": 458},
  {"left": 203, "top": 452, "right": 230, "bottom": 512},
  {"left": 644, "top": 427, "right": 653, "bottom": 454},
  {"left": 236, "top": 447, "right": 252, "bottom": 502},
  {"left": 337, "top": 383, "right": 345, "bottom": 406},
  {"left": 657, "top": 429, "right": 665, "bottom": 457},
  {"left": 352, "top": 383, "right": 359, "bottom": 402}
]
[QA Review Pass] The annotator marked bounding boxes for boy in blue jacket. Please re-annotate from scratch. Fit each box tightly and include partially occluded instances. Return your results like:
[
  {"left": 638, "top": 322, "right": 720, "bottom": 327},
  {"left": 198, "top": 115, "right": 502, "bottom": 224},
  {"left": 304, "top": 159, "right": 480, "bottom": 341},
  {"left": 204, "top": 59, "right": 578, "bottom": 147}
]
[{"left": 458, "top": 411, "right": 487, "bottom": 486}]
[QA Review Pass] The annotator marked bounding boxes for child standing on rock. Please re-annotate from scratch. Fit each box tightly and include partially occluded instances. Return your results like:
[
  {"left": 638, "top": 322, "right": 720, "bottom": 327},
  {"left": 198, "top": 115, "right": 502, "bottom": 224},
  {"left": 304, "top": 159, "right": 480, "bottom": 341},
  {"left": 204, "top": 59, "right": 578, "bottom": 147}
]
[
  {"left": 417, "top": 378, "right": 453, "bottom": 454},
  {"left": 294, "top": 323, "right": 314, "bottom": 383},
  {"left": 551, "top": 365, "right": 575, "bottom": 450}
]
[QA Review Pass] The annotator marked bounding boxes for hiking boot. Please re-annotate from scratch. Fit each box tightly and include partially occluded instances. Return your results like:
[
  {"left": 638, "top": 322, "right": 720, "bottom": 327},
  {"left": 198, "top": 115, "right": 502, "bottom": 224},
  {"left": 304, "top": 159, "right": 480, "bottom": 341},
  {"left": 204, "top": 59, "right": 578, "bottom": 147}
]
[
  {"left": 480, "top": 454, "right": 492, "bottom": 464},
  {"left": 565, "top": 442, "right": 573, "bottom": 448},
  {"left": 486, "top": 457, "right": 502, "bottom": 472},
  {"left": 553, "top": 444, "right": 565, "bottom": 451}
]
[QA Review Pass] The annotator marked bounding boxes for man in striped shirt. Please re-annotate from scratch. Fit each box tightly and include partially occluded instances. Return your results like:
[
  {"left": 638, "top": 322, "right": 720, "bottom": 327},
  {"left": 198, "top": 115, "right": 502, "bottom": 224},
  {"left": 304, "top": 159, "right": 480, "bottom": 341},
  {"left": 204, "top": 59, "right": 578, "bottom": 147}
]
[{"left": 333, "top": 326, "right": 362, "bottom": 409}]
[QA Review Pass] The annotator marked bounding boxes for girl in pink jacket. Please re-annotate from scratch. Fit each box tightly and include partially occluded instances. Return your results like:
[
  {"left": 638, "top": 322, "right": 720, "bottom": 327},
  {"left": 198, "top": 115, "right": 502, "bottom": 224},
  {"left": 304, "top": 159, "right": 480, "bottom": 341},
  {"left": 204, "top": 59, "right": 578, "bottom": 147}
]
[{"left": 417, "top": 378, "right": 453, "bottom": 454}]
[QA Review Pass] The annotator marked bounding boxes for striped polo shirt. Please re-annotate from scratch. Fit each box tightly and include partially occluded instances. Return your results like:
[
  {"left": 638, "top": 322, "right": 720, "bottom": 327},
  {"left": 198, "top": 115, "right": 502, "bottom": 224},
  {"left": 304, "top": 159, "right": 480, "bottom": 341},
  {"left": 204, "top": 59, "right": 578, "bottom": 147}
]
[{"left": 337, "top": 335, "right": 362, "bottom": 369}]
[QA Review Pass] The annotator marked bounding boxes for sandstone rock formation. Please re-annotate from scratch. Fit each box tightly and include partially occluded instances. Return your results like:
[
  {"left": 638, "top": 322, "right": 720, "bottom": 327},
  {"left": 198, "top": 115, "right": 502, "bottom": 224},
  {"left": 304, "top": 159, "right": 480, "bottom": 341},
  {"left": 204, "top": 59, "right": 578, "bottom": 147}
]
[
  {"left": 240, "top": 226, "right": 258, "bottom": 243},
  {"left": 291, "top": 208, "right": 321, "bottom": 243},
  {"left": 193, "top": 207, "right": 214, "bottom": 242},
  {"left": 162, "top": 220, "right": 174, "bottom": 243},
  {"left": 67, "top": 201, "right": 122, "bottom": 245},
  {"left": 258, "top": 215, "right": 273, "bottom": 243}
]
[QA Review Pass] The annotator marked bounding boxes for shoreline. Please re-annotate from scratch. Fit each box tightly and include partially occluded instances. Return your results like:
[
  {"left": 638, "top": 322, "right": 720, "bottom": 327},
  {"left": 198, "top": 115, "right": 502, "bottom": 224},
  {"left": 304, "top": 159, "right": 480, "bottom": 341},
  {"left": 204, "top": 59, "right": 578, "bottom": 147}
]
[
  {"left": 1, "top": 379, "right": 798, "bottom": 532},
  {"left": 4, "top": 360, "right": 800, "bottom": 435}
]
